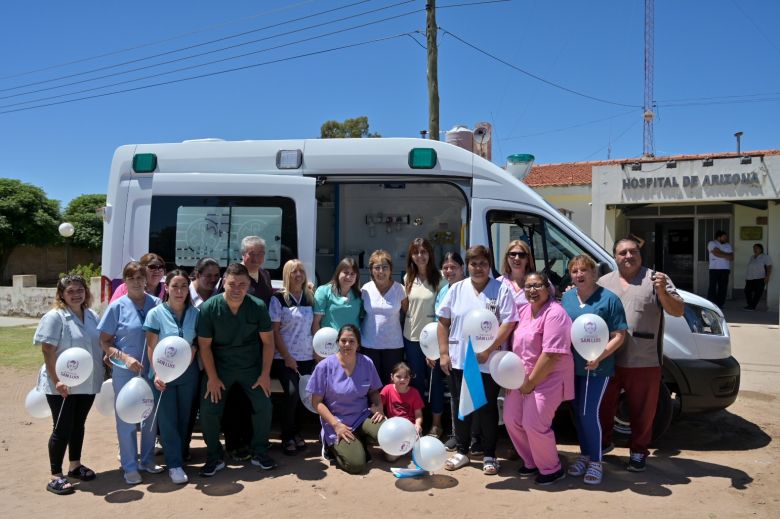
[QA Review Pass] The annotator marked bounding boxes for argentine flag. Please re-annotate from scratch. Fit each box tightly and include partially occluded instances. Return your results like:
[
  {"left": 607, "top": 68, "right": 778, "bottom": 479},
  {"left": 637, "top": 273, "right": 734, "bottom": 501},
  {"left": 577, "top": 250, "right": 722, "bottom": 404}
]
[{"left": 458, "top": 336, "right": 487, "bottom": 420}]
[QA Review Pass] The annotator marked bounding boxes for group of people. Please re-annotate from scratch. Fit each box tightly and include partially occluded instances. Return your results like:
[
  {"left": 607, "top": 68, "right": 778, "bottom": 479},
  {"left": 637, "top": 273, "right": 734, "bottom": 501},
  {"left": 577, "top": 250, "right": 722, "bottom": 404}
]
[
  {"left": 34, "top": 233, "right": 684, "bottom": 495},
  {"left": 707, "top": 230, "right": 772, "bottom": 310}
]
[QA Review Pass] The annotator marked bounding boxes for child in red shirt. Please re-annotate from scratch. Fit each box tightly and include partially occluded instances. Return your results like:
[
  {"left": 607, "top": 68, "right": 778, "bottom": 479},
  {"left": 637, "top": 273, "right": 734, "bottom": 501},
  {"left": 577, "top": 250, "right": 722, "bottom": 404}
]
[{"left": 380, "top": 362, "right": 424, "bottom": 437}]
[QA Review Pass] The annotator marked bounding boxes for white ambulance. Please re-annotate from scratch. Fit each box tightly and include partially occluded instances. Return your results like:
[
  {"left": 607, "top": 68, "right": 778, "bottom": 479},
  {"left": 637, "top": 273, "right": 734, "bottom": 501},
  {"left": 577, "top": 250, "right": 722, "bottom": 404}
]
[{"left": 101, "top": 137, "right": 740, "bottom": 440}]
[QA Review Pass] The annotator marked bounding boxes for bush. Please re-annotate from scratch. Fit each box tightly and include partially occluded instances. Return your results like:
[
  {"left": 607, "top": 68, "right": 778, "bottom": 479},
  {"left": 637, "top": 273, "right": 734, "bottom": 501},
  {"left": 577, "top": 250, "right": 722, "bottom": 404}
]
[{"left": 60, "top": 263, "right": 102, "bottom": 280}]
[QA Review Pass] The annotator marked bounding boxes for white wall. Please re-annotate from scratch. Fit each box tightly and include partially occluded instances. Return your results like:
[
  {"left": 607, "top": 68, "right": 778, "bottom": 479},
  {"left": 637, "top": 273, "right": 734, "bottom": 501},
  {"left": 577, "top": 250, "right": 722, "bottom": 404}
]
[{"left": 533, "top": 185, "right": 592, "bottom": 234}]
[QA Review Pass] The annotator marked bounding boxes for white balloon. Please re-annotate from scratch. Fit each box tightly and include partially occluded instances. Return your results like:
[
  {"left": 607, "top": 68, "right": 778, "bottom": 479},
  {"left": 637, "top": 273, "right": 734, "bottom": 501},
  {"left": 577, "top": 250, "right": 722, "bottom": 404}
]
[
  {"left": 94, "top": 379, "right": 115, "bottom": 417},
  {"left": 298, "top": 374, "right": 317, "bottom": 414},
  {"left": 58, "top": 222, "right": 75, "bottom": 237},
  {"left": 313, "top": 327, "right": 339, "bottom": 357},
  {"left": 25, "top": 388, "right": 51, "bottom": 419},
  {"left": 412, "top": 436, "right": 448, "bottom": 472},
  {"left": 152, "top": 336, "right": 192, "bottom": 383},
  {"left": 570, "top": 313, "right": 609, "bottom": 361},
  {"left": 378, "top": 417, "right": 417, "bottom": 456},
  {"left": 487, "top": 350, "right": 509, "bottom": 375},
  {"left": 115, "top": 377, "right": 154, "bottom": 424},
  {"left": 419, "top": 322, "right": 440, "bottom": 361},
  {"left": 491, "top": 351, "right": 525, "bottom": 390},
  {"left": 55, "top": 348, "right": 94, "bottom": 387},
  {"left": 462, "top": 308, "right": 499, "bottom": 353}
]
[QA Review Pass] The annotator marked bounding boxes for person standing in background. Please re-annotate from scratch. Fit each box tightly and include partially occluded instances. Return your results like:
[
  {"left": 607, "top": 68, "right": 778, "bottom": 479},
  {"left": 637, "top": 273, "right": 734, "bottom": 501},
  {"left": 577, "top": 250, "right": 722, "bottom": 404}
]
[
  {"left": 744, "top": 243, "right": 772, "bottom": 311},
  {"left": 707, "top": 230, "right": 734, "bottom": 309}
]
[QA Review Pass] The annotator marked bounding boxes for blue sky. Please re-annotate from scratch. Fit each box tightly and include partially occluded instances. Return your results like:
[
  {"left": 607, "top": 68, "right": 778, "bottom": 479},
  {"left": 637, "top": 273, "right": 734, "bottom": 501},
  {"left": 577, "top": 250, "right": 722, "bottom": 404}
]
[{"left": 1, "top": 0, "right": 778, "bottom": 207}]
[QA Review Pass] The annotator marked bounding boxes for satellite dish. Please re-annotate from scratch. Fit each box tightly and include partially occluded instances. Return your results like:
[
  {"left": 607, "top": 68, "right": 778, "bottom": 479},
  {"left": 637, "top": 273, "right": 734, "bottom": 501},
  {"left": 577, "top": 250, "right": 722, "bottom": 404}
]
[{"left": 474, "top": 126, "right": 490, "bottom": 144}]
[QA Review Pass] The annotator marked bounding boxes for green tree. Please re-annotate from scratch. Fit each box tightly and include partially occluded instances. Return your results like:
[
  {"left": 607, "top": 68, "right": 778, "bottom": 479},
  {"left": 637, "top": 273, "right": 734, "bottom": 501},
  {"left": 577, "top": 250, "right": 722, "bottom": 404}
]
[
  {"left": 320, "top": 116, "right": 381, "bottom": 138},
  {"left": 0, "top": 178, "right": 60, "bottom": 279},
  {"left": 63, "top": 194, "right": 106, "bottom": 249}
]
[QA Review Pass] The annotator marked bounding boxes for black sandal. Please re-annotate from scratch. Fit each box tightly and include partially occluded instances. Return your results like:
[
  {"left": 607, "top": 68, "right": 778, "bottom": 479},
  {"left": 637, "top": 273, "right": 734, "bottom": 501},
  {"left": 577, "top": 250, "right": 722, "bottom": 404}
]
[
  {"left": 67, "top": 465, "right": 96, "bottom": 481},
  {"left": 47, "top": 477, "right": 75, "bottom": 495},
  {"left": 293, "top": 435, "right": 306, "bottom": 450},
  {"left": 282, "top": 439, "right": 298, "bottom": 456}
]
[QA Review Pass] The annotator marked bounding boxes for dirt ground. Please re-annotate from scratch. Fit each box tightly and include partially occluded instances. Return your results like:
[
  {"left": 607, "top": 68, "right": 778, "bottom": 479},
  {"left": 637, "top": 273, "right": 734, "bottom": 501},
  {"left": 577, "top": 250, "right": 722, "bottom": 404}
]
[{"left": 1, "top": 322, "right": 778, "bottom": 519}]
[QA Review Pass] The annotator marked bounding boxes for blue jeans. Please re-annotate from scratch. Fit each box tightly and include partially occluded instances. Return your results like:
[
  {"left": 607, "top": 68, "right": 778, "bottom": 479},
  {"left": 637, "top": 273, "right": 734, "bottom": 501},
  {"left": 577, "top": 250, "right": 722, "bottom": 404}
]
[
  {"left": 151, "top": 361, "right": 200, "bottom": 469},
  {"left": 573, "top": 374, "right": 611, "bottom": 461},
  {"left": 112, "top": 367, "right": 157, "bottom": 472},
  {"left": 403, "top": 337, "right": 444, "bottom": 415}
]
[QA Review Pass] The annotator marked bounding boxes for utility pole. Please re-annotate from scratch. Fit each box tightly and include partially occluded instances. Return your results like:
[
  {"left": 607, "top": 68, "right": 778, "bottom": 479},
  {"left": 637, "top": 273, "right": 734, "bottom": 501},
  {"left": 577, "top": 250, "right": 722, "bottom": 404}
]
[{"left": 427, "top": 0, "right": 439, "bottom": 140}]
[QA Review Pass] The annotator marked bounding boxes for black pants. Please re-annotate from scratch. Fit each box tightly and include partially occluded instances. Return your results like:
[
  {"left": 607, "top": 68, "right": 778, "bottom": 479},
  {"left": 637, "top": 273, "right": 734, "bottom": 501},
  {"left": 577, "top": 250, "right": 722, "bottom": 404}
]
[
  {"left": 707, "top": 269, "right": 730, "bottom": 308},
  {"left": 184, "top": 369, "right": 204, "bottom": 459},
  {"left": 745, "top": 278, "right": 766, "bottom": 309},
  {"left": 359, "top": 347, "right": 405, "bottom": 386},
  {"left": 449, "top": 369, "right": 500, "bottom": 458},
  {"left": 270, "top": 359, "right": 315, "bottom": 441},
  {"left": 46, "top": 394, "right": 95, "bottom": 475}
]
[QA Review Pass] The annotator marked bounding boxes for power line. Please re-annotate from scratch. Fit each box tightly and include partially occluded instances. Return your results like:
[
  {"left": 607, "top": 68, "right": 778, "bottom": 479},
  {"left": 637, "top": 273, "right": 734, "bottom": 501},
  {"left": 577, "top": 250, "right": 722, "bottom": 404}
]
[
  {"left": 0, "top": 32, "right": 412, "bottom": 116},
  {"left": 439, "top": 27, "right": 642, "bottom": 108},
  {"left": 499, "top": 109, "right": 636, "bottom": 141},
  {"left": 0, "top": 0, "right": 392, "bottom": 93},
  {"left": 0, "top": 7, "right": 424, "bottom": 110},
  {"left": 656, "top": 91, "right": 780, "bottom": 103},
  {"left": 0, "top": 0, "right": 320, "bottom": 81},
  {"left": 581, "top": 118, "right": 641, "bottom": 160}
]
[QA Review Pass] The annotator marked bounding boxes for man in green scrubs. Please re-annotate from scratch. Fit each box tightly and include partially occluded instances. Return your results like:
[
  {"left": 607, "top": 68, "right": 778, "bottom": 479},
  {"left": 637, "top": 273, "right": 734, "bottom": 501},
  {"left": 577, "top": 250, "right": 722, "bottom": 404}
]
[{"left": 197, "top": 263, "right": 277, "bottom": 476}]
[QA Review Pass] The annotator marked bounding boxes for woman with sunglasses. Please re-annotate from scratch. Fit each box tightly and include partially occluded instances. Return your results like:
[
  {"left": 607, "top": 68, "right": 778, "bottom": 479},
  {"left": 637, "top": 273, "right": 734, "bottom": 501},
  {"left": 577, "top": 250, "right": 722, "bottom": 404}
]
[
  {"left": 110, "top": 253, "right": 168, "bottom": 302},
  {"left": 497, "top": 240, "right": 541, "bottom": 310},
  {"left": 505, "top": 271, "right": 573, "bottom": 486},
  {"left": 360, "top": 250, "right": 405, "bottom": 384}
]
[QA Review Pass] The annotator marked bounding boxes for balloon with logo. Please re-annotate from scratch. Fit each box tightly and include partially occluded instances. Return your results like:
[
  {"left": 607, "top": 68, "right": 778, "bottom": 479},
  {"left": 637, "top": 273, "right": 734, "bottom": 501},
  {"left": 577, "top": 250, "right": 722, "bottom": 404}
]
[
  {"left": 313, "top": 327, "right": 339, "bottom": 357},
  {"left": 418, "top": 322, "right": 440, "bottom": 361},
  {"left": 490, "top": 351, "right": 525, "bottom": 389},
  {"left": 570, "top": 313, "right": 609, "bottom": 362},
  {"left": 152, "top": 336, "right": 192, "bottom": 383},
  {"left": 298, "top": 374, "right": 317, "bottom": 414},
  {"left": 115, "top": 377, "right": 154, "bottom": 424},
  {"left": 25, "top": 388, "right": 51, "bottom": 419},
  {"left": 55, "top": 347, "right": 94, "bottom": 387},
  {"left": 94, "top": 379, "right": 116, "bottom": 417},
  {"left": 462, "top": 308, "right": 499, "bottom": 353},
  {"left": 412, "top": 436, "right": 448, "bottom": 472},
  {"left": 377, "top": 416, "right": 417, "bottom": 456}
]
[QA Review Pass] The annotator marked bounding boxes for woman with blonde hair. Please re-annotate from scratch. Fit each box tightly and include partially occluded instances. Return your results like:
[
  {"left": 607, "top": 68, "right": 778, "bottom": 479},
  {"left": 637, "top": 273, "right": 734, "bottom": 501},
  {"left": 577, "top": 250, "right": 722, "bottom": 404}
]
[
  {"left": 361, "top": 250, "right": 405, "bottom": 384},
  {"left": 497, "top": 240, "right": 540, "bottom": 309},
  {"left": 269, "top": 259, "right": 316, "bottom": 455},
  {"left": 34, "top": 275, "right": 103, "bottom": 494}
]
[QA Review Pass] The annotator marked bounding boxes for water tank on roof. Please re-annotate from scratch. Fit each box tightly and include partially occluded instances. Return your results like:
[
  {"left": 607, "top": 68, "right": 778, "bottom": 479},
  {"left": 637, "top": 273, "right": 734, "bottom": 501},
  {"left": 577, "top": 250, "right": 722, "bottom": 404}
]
[
  {"left": 445, "top": 126, "right": 474, "bottom": 153},
  {"left": 506, "top": 154, "right": 535, "bottom": 181}
]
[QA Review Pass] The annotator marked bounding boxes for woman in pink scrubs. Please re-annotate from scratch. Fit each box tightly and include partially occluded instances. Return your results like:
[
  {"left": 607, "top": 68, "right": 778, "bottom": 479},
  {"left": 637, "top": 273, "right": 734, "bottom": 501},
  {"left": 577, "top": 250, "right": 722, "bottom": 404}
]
[{"left": 504, "top": 271, "right": 573, "bottom": 486}]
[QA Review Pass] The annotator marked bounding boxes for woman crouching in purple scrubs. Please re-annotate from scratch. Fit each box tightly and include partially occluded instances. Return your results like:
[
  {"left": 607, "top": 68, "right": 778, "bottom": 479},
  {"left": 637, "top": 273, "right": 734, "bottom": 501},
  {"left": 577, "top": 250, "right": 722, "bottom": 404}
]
[{"left": 307, "top": 324, "right": 385, "bottom": 474}]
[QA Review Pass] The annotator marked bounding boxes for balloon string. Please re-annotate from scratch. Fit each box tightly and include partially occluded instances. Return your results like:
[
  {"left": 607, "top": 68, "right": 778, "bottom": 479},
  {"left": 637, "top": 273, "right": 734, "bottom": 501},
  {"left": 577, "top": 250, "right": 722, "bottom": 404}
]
[
  {"left": 148, "top": 389, "right": 162, "bottom": 431},
  {"left": 428, "top": 369, "right": 433, "bottom": 404},
  {"left": 54, "top": 396, "right": 66, "bottom": 431},
  {"left": 583, "top": 368, "right": 590, "bottom": 416}
]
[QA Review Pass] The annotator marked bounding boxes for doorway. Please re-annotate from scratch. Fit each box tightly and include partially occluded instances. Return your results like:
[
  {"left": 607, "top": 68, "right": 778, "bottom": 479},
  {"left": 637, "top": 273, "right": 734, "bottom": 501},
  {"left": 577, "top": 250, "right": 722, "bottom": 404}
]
[{"left": 628, "top": 218, "right": 695, "bottom": 291}]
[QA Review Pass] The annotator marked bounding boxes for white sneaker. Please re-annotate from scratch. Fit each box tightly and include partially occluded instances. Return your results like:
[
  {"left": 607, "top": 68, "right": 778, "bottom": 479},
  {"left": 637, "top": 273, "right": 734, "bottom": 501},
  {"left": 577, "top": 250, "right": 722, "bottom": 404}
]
[
  {"left": 168, "top": 467, "right": 188, "bottom": 485},
  {"left": 124, "top": 470, "right": 142, "bottom": 485},
  {"left": 139, "top": 463, "right": 164, "bottom": 474}
]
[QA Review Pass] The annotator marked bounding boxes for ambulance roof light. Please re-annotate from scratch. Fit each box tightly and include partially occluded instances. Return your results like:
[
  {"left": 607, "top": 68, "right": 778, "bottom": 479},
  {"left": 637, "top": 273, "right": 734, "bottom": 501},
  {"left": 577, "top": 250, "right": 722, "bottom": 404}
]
[
  {"left": 132, "top": 153, "right": 157, "bottom": 173},
  {"left": 408, "top": 148, "right": 437, "bottom": 169}
]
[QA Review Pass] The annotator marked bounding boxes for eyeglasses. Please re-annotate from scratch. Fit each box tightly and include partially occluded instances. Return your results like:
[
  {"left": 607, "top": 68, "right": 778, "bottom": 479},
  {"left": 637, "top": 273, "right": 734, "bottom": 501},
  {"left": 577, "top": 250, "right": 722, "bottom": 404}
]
[
  {"left": 147, "top": 264, "right": 164, "bottom": 270},
  {"left": 524, "top": 283, "right": 546, "bottom": 290},
  {"left": 371, "top": 265, "right": 391, "bottom": 272},
  {"left": 507, "top": 251, "right": 528, "bottom": 259}
]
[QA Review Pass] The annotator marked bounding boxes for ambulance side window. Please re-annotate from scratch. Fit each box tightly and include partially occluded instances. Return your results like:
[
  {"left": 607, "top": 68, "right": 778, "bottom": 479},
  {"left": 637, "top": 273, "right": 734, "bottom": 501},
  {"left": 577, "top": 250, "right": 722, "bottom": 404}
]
[
  {"left": 149, "top": 195, "right": 298, "bottom": 279},
  {"left": 487, "top": 210, "right": 592, "bottom": 295}
]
